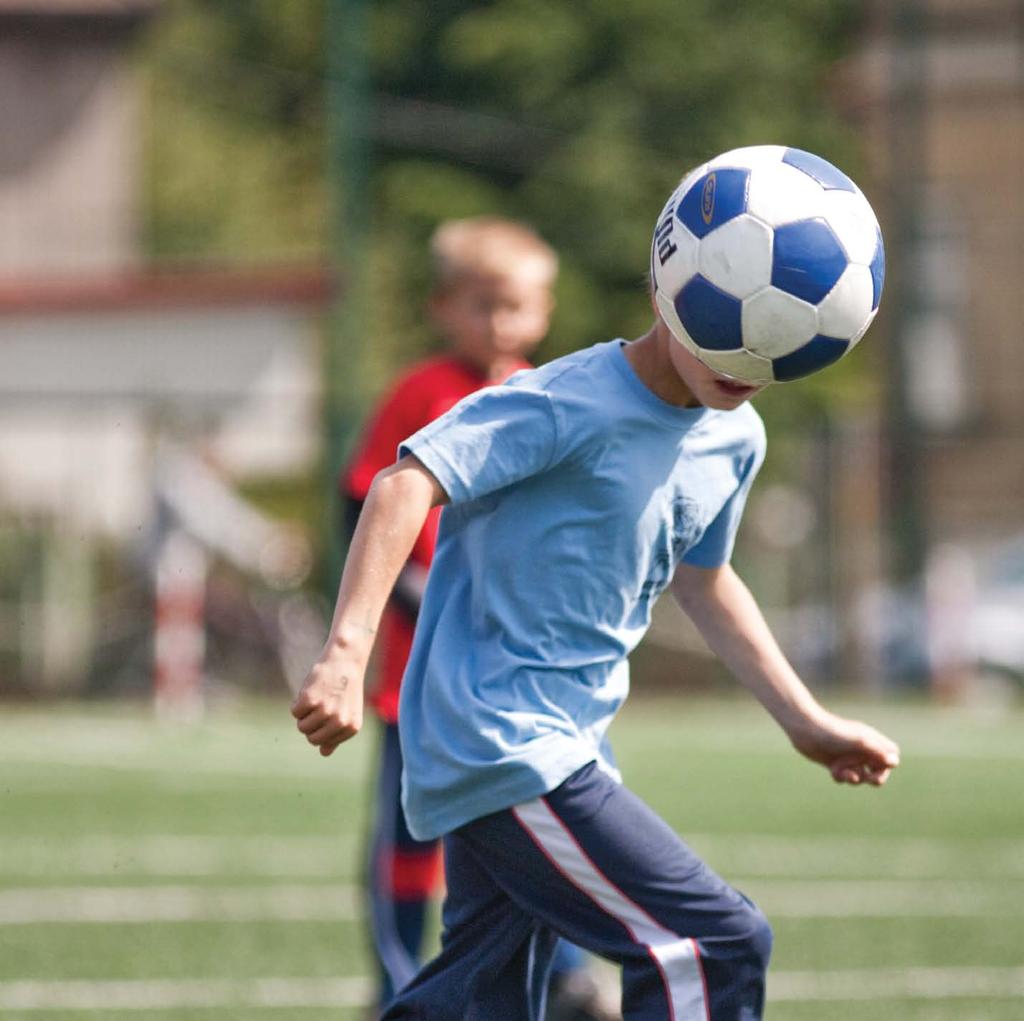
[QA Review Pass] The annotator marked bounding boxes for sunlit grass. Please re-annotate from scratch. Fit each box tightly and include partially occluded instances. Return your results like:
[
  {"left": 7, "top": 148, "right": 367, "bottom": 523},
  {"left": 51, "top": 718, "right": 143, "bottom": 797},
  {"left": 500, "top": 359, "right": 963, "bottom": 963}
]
[{"left": 1, "top": 694, "right": 1021, "bottom": 1019}]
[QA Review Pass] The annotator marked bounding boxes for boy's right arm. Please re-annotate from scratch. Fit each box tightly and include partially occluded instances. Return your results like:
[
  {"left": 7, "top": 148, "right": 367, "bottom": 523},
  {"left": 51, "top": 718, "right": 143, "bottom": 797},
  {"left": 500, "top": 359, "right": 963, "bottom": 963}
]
[
  {"left": 672, "top": 561, "right": 900, "bottom": 785},
  {"left": 291, "top": 455, "right": 447, "bottom": 757}
]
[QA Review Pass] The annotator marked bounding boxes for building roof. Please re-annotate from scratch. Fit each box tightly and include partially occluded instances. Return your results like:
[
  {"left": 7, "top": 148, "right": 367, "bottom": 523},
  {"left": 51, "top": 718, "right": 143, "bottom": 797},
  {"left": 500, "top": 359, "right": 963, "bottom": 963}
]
[
  {"left": 0, "top": 0, "right": 159, "bottom": 28},
  {"left": 0, "top": 266, "right": 336, "bottom": 317},
  {"left": 0, "top": 0, "right": 157, "bottom": 13}
]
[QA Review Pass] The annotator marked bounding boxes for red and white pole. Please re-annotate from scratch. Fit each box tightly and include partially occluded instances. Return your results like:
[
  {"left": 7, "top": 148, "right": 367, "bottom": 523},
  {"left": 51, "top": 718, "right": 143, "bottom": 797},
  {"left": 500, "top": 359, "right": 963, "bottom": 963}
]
[{"left": 153, "top": 529, "right": 208, "bottom": 718}]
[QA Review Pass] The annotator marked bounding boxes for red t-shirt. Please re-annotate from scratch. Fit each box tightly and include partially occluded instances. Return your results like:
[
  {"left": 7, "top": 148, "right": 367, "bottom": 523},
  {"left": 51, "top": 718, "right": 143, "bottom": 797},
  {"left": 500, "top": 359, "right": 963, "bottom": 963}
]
[{"left": 342, "top": 354, "right": 530, "bottom": 722}]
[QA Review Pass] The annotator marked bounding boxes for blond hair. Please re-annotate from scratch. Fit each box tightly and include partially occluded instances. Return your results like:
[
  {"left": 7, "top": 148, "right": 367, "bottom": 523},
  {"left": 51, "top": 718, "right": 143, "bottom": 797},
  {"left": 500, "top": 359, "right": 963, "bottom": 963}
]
[{"left": 429, "top": 216, "right": 558, "bottom": 293}]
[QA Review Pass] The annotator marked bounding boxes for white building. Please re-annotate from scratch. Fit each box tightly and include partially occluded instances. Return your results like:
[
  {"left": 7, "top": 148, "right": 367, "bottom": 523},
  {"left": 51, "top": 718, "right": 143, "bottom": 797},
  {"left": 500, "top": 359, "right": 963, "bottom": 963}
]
[{"left": 0, "top": 2, "right": 331, "bottom": 693}]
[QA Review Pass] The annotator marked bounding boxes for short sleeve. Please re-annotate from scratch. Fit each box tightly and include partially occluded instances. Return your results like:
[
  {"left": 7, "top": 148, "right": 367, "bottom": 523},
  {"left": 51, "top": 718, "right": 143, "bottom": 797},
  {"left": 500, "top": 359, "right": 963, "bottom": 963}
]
[
  {"left": 399, "top": 386, "right": 559, "bottom": 505},
  {"left": 682, "top": 430, "right": 766, "bottom": 569}
]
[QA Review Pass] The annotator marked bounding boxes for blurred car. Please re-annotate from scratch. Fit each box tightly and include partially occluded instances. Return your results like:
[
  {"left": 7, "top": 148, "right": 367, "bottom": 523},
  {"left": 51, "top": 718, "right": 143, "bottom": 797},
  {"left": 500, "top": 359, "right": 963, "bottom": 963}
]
[{"left": 969, "top": 536, "right": 1024, "bottom": 683}]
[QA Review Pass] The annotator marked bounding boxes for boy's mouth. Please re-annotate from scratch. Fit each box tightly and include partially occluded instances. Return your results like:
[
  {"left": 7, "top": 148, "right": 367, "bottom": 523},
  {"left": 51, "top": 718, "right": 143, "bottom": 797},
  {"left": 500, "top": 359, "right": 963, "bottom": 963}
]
[{"left": 713, "top": 378, "right": 759, "bottom": 399}]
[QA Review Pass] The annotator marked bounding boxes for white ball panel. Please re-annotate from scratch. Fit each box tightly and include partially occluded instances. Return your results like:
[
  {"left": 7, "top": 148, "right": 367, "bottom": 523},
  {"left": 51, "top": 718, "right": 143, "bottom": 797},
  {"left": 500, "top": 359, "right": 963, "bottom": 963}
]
[
  {"left": 848, "top": 307, "right": 878, "bottom": 350},
  {"left": 746, "top": 162, "right": 829, "bottom": 227},
  {"left": 820, "top": 188, "right": 880, "bottom": 264},
  {"left": 706, "top": 145, "right": 787, "bottom": 172},
  {"left": 742, "top": 288, "right": 818, "bottom": 358},
  {"left": 697, "top": 215, "right": 774, "bottom": 299},
  {"left": 816, "top": 264, "right": 874, "bottom": 340},
  {"left": 695, "top": 346, "right": 775, "bottom": 385},
  {"left": 653, "top": 219, "right": 700, "bottom": 295}
]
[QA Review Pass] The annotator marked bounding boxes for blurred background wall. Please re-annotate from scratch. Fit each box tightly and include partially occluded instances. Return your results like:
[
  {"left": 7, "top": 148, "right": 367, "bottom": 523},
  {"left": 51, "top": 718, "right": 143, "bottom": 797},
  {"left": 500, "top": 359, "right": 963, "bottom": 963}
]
[
  {"left": 849, "top": 0, "right": 1024, "bottom": 697},
  {"left": 0, "top": 1, "right": 329, "bottom": 702},
  {"left": 1, "top": 0, "right": 1021, "bottom": 708}
]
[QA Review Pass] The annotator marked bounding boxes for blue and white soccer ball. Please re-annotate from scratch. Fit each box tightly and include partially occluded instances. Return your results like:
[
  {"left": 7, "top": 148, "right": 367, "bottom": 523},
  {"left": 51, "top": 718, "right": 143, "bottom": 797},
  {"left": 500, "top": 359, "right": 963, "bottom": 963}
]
[{"left": 652, "top": 145, "right": 885, "bottom": 384}]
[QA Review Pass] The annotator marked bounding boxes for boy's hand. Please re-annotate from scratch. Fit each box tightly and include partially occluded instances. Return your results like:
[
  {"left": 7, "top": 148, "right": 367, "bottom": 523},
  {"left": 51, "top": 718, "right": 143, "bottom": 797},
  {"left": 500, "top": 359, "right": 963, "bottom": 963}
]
[
  {"left": 787, "top": 709, "right": 900, "bottom": 786},
  {"left": 290, "top": 650, "right": 365, "bottom": 757},
  {"left": 289, "top": 456, "right": 443, "bottom": 757}
]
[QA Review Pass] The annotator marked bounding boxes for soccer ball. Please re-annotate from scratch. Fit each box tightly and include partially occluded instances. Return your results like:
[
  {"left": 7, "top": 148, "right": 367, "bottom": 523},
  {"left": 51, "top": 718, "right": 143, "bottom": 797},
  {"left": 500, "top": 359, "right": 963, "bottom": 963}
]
[{"left": 651, "top": 145, "right": 885, "bottom": 384}]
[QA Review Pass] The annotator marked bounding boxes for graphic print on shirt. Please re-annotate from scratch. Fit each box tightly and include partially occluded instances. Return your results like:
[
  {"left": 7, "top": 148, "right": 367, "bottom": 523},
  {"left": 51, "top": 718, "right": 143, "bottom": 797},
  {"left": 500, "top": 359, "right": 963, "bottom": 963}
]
[{"left": 640, "top": 492, "right": 707, "bottom": 605}]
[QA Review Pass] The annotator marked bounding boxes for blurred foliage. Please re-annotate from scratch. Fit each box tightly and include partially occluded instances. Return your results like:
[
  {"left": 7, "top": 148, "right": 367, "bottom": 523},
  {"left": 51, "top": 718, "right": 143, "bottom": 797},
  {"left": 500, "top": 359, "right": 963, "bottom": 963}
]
[
  {"left": 142, "top": 0, "right": 329, "bottom": 262},
  {"left": 142, "top": 0, "right": 870, "bottom": 422}
]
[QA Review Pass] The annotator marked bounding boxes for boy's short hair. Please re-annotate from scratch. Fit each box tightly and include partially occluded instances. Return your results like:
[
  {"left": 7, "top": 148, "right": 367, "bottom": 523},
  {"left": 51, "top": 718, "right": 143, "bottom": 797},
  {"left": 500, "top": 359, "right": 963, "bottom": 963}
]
[{"left": 429, "top": 217, "right": 558, "bottom": 293}]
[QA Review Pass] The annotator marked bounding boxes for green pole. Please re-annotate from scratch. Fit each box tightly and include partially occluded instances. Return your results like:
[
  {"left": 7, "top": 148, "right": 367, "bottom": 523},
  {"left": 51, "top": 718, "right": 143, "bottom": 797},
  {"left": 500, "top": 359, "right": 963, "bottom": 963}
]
[
  {"left": 325, "top": 0, "right": 371, "bottom": 596},
  {"left": 885, "top": 0, "right": 929, "bottom": 681}
]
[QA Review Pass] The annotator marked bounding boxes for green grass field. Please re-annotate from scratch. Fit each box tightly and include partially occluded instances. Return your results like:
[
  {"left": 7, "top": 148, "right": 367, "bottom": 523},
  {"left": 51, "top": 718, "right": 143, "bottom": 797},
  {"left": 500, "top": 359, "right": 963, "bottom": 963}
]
[{"left": 2, "top": 694, "right": 1022, "bottom": 1019}]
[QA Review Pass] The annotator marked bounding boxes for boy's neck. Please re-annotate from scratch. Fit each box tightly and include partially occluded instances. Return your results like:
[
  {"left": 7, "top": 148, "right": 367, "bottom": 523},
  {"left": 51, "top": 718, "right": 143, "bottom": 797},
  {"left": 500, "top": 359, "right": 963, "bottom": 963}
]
[
  {"left": 455, "top": 353, "right": 524, "bottom": 384},
  {"left": 623, "top": 328, "right": 701, "bottom": 408}
]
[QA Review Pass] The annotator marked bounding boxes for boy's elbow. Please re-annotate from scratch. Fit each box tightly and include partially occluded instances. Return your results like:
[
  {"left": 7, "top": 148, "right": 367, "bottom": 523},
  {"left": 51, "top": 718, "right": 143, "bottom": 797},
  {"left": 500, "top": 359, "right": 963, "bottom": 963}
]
[
  {"left": 671, "top": 562, "right": 731, "bottom": 611},
  {"left": 371, "top": 455, "right": 448, "bottom": 509}
]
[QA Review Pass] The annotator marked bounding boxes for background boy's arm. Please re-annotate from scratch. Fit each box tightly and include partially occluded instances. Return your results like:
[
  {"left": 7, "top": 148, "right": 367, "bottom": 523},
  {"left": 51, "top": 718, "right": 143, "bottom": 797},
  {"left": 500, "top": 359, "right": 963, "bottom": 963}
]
[
  {"left": 671, "top": 562, "right": 900, "bottom": 785},
  {"left": 291, "top": 455, "right": 447, "bottom": 756}
]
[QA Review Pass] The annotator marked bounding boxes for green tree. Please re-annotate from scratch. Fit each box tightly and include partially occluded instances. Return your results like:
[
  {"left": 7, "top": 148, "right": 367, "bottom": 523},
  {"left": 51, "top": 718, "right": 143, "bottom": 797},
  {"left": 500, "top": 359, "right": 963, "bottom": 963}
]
[
  {"left": 143, "top": 0, "right": 866, "bottom": 405},
  {"left": 141, "top": 0, "right": 877, "bottom": 626},
  {"left": 143, "top": 0, "right": 329, "bottom": 263}
]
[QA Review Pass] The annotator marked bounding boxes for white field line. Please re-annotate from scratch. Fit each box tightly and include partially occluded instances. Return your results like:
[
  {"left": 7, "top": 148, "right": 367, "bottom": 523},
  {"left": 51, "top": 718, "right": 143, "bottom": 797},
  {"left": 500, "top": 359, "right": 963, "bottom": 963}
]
[
  {"left": 0, "top": 977, "right": 371, "bottom": 1011},
  {"left": 0, "top": 885, "right": 358, "bottom": 925},
  {"left": 2, "top": 832, "right": 1022, "bottom": 880},
  {"left": 744, "top": 879, "right": 1024, "bottom": 918},
  {"left": 692, "top": 833, "right": 1024, "bottom": 880},
  {"left": 0, "top": 722, "right": 358, "bottom": 780},
  {"left": 771, "top": 966, "right": 1024, "bottom": 1002},
  {"left": 3, "top": 713, "right": 1024, "bottom": 772},
  {"left": 0, "top": 879, "right": 1020, "bottom": 925},
  {"left": 0, "top": 835, "right": 356, "bottom": 877},
  {"left": 0, "top": 748, "right": 344, "bottom": 781},
  {"left": 1, "top": 968, "right": 1023, "bottom": 1010}
]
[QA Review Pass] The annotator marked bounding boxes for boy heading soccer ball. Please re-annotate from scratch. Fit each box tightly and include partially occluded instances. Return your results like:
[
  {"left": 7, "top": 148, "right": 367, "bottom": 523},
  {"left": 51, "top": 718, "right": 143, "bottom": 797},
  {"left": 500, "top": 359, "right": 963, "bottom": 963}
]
[{"left": 294, "top": 164, "right": 900, "bottom": 1019}]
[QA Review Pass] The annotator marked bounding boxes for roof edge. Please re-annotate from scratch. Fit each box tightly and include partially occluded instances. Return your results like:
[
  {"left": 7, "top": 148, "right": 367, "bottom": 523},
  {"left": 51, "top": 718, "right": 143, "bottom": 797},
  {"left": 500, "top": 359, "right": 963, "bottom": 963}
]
[{"left": 0, "top": 265, "right": 338, "bottom": 317}]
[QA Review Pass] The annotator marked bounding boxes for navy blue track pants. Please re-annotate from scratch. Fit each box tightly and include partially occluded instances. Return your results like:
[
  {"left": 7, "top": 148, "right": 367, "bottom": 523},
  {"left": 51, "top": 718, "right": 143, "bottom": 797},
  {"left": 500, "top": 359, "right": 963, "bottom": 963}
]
[
  {"left": 368, "top": 722, "right": 587, "bottom": 1010},
  {"left": 382, "top": 761, "right": 772, "bottom": 1020}
]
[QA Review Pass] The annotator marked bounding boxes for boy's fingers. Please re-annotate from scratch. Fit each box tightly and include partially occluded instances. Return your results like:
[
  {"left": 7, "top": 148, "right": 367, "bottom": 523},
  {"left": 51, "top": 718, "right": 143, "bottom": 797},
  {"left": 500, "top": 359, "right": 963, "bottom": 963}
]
[
  {"left": 296, "top": 709, "right": 327, "bottom": 734},
  {"left": 869, "top": 740, "right": 900, "bottom": 768},
  {"left": 864, "top": 750, "right": 897, "bottom": 772},
  {"left": 307, "top": 720, "right": 349, "bottom": 747},
  {"left": 831, "top": 761, "right": 859, "bottom": 783},
  {"left": 857, "top": 760, "right": 890, "bottom": 785},
  {"left": 833, "top": 755, "right": 865, "bottom": 783},
  {"left": 831, "top": 753, "right": 896, "bottom": 786},
  {"left": 291, "top": 689, "right": 321, "bottom": 719},
  {"left": 846, "top": 732, "right": 900, "bottom": 773},
  {"left": 869, "top": 731, "right": 901, "bottom": 767}
]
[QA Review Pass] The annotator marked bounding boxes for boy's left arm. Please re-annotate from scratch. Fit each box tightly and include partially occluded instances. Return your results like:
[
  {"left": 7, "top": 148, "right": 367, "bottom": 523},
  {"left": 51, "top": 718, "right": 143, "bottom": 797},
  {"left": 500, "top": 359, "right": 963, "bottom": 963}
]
[{"left": 671, "top": 562, "right": 900, "bottom": 786}]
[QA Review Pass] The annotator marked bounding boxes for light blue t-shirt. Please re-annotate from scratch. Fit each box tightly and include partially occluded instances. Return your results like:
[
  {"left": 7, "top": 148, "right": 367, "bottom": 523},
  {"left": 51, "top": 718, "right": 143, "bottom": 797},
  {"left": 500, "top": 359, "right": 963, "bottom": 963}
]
[{"left": 397, "top": 339, "right": 765, "bottom": 840}]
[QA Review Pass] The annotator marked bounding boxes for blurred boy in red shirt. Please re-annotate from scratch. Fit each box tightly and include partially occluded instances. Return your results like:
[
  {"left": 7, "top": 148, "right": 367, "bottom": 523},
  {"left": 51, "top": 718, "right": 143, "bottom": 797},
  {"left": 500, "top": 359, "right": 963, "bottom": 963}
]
[{"left": 344, "top": 218, "right": 617, "bottom": 1019}]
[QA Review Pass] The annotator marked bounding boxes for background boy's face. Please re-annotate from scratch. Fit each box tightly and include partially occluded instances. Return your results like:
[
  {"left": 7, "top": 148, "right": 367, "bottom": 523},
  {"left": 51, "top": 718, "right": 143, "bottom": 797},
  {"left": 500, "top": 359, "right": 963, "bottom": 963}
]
[{"left": 430, "top": 265, "right": 553, "bottom": 372}]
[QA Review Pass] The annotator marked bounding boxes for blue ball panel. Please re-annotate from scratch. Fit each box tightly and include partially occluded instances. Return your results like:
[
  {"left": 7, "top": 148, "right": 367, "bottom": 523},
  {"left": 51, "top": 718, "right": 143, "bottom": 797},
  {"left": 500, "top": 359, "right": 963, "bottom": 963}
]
[
  {"left": 773, "top": 335, "right": 849, "bottom": 382},
  {"left": 782, "top": 148, "right": 856, "bottom": 192},
  {"left": 771, "top": 219, "right": 849, "bottom": 305},
  {"left": 676, "top": 168, "right": 750, "bottom": 239},
  {"left": 675, "top": 275, "right": 744, "bottom": 351},
  {"left": 869, "top": 229, "right": 885, "bottom": 311}
]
